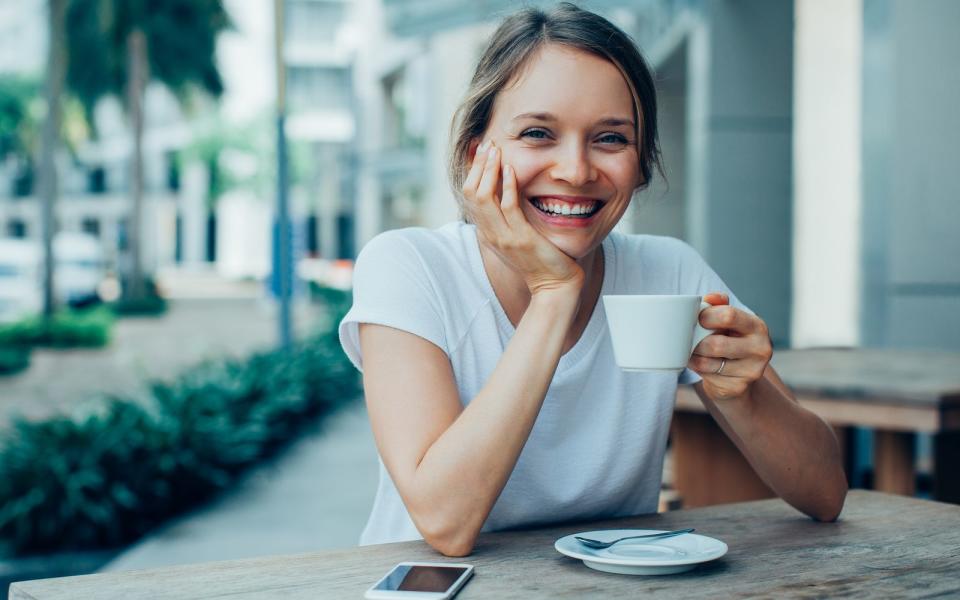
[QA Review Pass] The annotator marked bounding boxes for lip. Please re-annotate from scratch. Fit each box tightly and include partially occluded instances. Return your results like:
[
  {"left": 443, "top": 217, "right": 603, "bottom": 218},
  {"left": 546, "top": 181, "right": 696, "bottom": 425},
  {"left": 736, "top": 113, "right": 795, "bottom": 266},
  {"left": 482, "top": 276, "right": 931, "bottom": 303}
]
[{"left": 526, "top": 195, "right": 604, "bottom": 228}]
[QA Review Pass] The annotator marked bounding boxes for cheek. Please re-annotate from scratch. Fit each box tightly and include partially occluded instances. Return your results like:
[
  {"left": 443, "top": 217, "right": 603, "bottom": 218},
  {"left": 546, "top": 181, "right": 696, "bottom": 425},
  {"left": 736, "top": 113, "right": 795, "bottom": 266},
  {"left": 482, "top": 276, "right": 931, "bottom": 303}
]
[
  {"left": 500, "top": 147, "right": 547, "bottom": 194},
  {"left": 598, "top": 154, "right": 642, "bottom": 191}
]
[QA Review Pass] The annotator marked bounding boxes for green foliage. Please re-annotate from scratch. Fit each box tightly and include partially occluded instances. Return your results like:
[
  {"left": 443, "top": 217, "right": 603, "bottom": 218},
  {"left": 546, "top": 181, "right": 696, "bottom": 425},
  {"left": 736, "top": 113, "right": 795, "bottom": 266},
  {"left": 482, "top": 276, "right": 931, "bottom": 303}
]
[
  {"left": 0, "top": 307, "right": 114, "bottom": 349},
  {"left": 309, "top": 283, "right": 353, "bottom": 316},
  {"left": 0, "top": 310, "right": 360, "bottom": 554},
  {"left": 0, "top": 346, "right": 31, "bottom": 376},
  {"left": 112, "top": 277, "right": 167, "bottom": 317},
  {"left": 65, "top": 0, "right": 231, "bottom": 125},
  {"left": 0, "top": 75, "right": 41, "bottom": 159},
  {"left": 111, "top": 296, "right": 167, "bottom": 317}
]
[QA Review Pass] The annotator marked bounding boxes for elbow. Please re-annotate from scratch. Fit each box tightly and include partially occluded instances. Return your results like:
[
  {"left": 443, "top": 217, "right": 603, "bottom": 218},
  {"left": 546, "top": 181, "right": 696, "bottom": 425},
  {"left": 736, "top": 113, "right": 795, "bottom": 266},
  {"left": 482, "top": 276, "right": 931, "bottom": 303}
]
[
  {"left": 416, "top": 515, "right": 479, "bottom": 557},
  {"left": 811, "top": 478, "right": 848, "bottom": 523},
  {"left": 430, "top": 536, "right": 476, "bottom": 558}
]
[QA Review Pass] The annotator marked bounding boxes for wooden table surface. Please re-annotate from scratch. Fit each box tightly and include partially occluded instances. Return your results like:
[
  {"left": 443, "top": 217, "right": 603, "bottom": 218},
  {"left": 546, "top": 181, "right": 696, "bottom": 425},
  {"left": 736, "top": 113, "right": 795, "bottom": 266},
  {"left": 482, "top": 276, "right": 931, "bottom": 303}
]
[
  {"left": 768, "top": 348, "right": 960, "bottom": 407},
  {"left": 672, "top": 348, "right": 960, "bottom": 506},
  {"left": 10, "top": 491, "right": 960, "bottom": 599}
]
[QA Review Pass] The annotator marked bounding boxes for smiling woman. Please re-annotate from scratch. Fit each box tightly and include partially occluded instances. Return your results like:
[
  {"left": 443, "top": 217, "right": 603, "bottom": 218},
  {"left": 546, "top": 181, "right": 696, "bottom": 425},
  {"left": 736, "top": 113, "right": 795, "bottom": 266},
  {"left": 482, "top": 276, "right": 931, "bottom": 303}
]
[{"left": 338, "top": 2, "right": 847, "bottom": 557}]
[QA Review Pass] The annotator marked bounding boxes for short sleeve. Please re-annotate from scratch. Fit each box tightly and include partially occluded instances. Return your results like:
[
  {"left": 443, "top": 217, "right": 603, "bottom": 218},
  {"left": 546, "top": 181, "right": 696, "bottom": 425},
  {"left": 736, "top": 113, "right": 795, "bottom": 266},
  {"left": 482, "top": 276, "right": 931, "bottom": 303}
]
[
  {"left": 672, "top": 241, "right": 754, "bottom": 386},
  {"left": 338, "top": 231, "right": 447, "bottom": 372}
]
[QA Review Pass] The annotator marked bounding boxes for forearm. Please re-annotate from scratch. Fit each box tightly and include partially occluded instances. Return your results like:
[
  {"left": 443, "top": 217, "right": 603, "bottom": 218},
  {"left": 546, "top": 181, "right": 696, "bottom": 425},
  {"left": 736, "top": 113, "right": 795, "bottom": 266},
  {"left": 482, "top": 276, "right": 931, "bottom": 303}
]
[
  {"left": 408, "top": 289, "right": 579, "bottom": 554},
  {"left": 697, "top": 368, "right": 847, "bottom": 521}
]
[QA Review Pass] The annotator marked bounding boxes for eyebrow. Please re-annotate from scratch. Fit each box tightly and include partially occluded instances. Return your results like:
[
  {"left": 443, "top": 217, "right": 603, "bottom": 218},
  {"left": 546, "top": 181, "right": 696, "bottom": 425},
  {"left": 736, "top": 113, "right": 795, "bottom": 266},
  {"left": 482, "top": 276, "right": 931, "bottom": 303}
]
[{"left": 512, "top": 112, "right": 636, "bottom": 129}]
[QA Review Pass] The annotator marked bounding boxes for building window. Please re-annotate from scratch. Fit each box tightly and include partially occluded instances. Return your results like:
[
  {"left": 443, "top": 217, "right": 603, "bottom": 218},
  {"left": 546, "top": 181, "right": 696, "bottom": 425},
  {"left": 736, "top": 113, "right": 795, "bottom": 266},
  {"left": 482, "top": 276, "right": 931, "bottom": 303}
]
[
  {"left": 287, "top": 65, "right": 352, "bottom": 113},
  {"left": 381, "top": 60, "right": 427, "bottom": 149},
  {"left": 81, "top": 217, "right": 101, "bottom": 238},
  {"left": 285, "top": 0, "right": 345, "bottom": 45},
  {"left": 88, "top": 166, "right": 107, "bottom": 194},
  {"left": 6, "top": 219, "right": 27, "bottom": 238},
  {"left": 167, "top": 151, "right": 181, "bottom": 192}
]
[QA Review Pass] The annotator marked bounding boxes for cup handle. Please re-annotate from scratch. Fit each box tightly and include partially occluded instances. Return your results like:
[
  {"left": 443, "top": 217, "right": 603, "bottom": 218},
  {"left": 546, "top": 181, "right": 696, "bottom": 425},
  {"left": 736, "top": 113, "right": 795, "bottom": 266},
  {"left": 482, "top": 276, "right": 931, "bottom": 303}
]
[{"left": 690, "top": 301, "right": 714, "bottom": 355}]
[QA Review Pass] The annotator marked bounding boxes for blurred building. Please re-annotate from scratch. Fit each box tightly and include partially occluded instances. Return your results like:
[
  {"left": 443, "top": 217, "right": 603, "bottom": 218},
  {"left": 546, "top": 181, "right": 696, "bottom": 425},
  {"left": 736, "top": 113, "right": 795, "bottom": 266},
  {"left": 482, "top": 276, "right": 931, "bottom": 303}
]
[
  {"left": 284, "top": 0, "right": 357, "bottom": 261},
  {"left": 0, "top": 0, "right": 182, "bottom": 279},
  {"left": 344, "top": 0, "right": 960, "bottom": 352},
  {"left": 0, "top": 0, "right": 361, "bottom": 291}
]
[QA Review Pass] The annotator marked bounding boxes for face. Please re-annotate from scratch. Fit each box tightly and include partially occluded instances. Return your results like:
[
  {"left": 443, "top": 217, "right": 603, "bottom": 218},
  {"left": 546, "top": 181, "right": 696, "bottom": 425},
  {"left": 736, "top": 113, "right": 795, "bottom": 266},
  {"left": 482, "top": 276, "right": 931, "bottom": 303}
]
[{"left": 477, "top": 44, "right": 643, "bottom": 260}]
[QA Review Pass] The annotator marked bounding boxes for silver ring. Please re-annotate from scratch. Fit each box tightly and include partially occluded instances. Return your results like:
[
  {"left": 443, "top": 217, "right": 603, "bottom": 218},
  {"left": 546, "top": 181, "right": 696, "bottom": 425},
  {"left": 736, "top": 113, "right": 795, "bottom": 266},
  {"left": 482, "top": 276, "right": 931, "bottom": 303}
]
[{"left": 714, "top": 359, "right": 726, "bottom": 375}]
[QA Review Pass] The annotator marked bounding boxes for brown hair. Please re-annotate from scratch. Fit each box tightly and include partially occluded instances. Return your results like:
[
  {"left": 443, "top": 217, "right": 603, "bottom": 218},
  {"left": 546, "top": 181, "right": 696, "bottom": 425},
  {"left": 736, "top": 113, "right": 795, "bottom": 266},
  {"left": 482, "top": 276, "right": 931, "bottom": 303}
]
[{"left": 448, "top": 2, "right": 662, "bottom": 208}]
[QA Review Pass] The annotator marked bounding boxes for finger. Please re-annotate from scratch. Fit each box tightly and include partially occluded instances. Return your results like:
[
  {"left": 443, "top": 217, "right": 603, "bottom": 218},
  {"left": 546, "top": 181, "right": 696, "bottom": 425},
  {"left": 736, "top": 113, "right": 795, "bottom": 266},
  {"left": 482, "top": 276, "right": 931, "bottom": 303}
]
[
  {"left": 500, "top": 164, "right": 527, "bottom": 230},
  {"left": 703, "top": 292, "right": 729, "bottom": 306},
  {"left": 461, "top": 139, "right": 489, "bottom": 199},
  {"left": 698, "top": 304, "right": 756, "bottom": 334},
  {"left": 688, "top": 354, "right": 740, "bottom": 377},
  {"left": 476, "top": 143, "right": 502, "bottom": 205},
  {"left": 692, "top": 332, "right": 754, "bottom": 360}
]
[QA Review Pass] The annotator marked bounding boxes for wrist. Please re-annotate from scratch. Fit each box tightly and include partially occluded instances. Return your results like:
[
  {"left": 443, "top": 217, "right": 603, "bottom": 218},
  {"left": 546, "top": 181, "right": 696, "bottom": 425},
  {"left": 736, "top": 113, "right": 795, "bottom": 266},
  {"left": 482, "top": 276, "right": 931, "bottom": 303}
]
[
  {"left": 700, "top": 379, "right": 757, "bottom": 410},
  {"left": 529, "top": 285, "right": 580, "bottom": 318}
]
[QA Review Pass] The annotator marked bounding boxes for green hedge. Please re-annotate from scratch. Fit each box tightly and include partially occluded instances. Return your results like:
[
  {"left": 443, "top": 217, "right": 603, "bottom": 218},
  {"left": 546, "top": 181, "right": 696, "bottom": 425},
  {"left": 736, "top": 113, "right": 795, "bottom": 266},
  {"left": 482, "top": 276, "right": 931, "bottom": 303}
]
[
  {"left": 0, "top": 345, "right": 31, "bottom": 376},
  {"left": 0, "top": 307, "right": 113, "bottom": 349},
  {"left": 111, "top": 277, "right": 168, "bottom": 317},
  {"left": 0, "top": 315, "right": 359, "bottom": 554}
]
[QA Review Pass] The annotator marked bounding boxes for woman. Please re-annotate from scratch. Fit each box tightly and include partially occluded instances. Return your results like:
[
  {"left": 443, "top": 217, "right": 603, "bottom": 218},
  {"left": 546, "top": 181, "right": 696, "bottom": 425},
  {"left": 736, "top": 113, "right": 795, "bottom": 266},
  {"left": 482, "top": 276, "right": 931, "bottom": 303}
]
[{"left": 339, "top": 3, "right": 847, "bottom": 557}]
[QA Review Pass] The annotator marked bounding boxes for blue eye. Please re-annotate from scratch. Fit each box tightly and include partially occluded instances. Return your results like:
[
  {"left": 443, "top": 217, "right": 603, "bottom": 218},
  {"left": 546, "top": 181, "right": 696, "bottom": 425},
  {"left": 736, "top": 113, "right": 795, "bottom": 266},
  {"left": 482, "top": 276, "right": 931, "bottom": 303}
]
[
  {"left": 520, "top": 128, "right": 550, "bottom": 140},
  {"left": 598, "top": 133, "right": 629, "bottom": 145}
]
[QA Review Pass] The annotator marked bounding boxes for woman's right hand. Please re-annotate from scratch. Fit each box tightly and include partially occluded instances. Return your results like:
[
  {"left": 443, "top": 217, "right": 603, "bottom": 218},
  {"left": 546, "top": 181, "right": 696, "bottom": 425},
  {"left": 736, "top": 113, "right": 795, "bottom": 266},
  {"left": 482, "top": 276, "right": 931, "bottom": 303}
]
[{"left": 462, "top": 140, "right": 585, "bottom": 296}]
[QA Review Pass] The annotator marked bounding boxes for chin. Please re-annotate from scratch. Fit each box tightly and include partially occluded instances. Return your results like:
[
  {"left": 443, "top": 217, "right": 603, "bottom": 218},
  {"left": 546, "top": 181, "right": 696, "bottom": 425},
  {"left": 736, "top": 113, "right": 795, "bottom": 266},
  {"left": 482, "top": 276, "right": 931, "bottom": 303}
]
[{"left": 543, "top": 233, "right": 594, "bottom": 261}]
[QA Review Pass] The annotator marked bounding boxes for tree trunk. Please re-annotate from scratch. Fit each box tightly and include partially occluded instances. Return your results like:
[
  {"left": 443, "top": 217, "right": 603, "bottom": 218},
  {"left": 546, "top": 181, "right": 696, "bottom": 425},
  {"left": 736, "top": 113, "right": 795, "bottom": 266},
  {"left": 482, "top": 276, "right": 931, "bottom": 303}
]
[
  {"left": 39, "top": 0, "right": 67, "bottom": 318},
  {"left": 126, "top": 29, "right": 147, "bottom": 301}
]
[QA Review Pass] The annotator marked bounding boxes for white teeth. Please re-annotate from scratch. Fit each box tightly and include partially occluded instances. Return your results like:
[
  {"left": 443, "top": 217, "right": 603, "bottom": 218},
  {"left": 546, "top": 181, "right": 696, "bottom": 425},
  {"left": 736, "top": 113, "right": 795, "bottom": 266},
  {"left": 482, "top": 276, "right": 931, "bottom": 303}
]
[{"left": 532, "top": 199, "right": 599, "bottom": 216}]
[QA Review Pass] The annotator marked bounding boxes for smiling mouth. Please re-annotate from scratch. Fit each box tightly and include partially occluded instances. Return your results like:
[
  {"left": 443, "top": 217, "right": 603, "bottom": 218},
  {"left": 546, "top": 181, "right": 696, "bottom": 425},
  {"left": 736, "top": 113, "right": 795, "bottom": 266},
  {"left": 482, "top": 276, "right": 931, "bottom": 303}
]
[{"left": 529, "top": 197, "right": 603, "bottom": 218}]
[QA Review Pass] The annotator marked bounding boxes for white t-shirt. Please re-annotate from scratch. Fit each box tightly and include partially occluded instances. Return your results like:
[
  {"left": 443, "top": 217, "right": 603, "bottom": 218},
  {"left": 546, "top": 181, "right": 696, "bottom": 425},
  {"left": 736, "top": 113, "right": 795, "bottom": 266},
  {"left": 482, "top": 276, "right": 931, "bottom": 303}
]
[{"left": 338, "top": 221, "right": 750, "bottom": 546}]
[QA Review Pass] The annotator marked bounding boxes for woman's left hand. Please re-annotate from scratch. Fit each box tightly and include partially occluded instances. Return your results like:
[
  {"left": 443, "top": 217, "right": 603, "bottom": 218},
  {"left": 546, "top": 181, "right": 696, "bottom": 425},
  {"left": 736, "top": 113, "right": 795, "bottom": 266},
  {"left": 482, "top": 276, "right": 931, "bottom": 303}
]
[{"left": 688, "top": 292, "right": 773, "bottom": 402}]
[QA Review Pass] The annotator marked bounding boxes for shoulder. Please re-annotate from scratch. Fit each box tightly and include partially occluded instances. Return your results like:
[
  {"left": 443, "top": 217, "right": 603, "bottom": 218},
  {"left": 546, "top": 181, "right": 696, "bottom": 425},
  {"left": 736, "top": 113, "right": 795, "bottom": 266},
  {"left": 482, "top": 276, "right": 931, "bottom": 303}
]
[
  {"left": 359, "top": 223, "right": 467, "bottom": 260},
  {"left": 355, "top": 224, "right": 463, "bottom": 271},
  {"left": 609, "top": 231, "right": 704, "bottom": 268}
]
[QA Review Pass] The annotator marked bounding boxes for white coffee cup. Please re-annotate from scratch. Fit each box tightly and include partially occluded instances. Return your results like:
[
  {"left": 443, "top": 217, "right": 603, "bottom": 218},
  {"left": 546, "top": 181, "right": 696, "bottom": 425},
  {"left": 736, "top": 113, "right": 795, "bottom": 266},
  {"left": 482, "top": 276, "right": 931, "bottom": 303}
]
[{"left": 602, "top": 294, "right": 716, "bottom": 372}]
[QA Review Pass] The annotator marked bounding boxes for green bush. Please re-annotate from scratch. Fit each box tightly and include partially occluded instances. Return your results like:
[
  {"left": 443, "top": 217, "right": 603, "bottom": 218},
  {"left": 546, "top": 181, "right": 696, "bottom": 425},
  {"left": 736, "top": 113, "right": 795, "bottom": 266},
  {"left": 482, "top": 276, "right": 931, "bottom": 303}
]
[
  {"left": 111, "top": 277, "right": 168, "bottom": 317},
  {"left": 0, "top": 313, "right": 360, "bottom": 554},
  {"left": 0, "top": 307, "right": 113, "bottom": 349},
  {"left": 309, "top": 283, "right": 352, "bottom": 315},
  {"left": 0, "top": 345, "right": 31, "bottom": 376},
  {"left": 110, "top": 295, "right": 167, "bottom": 317}
]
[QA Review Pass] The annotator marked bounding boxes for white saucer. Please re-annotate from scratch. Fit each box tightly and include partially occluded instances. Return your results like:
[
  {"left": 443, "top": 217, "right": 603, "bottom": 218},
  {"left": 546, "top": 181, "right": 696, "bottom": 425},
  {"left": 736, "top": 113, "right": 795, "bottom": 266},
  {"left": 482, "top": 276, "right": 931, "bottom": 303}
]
[{"left": 554, "top": 529, "right": 728, "bottom": 575}]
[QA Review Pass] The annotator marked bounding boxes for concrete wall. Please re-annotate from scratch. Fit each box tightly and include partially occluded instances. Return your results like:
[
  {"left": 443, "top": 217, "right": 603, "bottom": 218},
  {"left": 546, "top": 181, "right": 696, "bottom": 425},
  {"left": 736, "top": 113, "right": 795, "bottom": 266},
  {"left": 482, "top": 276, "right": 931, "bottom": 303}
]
[
  {"left": 792, "top": 0, "right": 863, "bottom": 348},
  {"left": 689, "top": 0, "right": 795, "bottom": 346},
  {"left": 861, "top": 0, "right": 960, "bottom": 349}
]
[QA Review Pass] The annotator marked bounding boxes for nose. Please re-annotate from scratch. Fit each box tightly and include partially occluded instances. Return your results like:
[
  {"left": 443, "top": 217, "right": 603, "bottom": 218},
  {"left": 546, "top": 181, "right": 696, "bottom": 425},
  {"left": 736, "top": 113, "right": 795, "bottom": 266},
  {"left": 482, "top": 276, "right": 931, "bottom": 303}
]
[{"left": 548, "top": 140, "right": 597, "bottom": 187}]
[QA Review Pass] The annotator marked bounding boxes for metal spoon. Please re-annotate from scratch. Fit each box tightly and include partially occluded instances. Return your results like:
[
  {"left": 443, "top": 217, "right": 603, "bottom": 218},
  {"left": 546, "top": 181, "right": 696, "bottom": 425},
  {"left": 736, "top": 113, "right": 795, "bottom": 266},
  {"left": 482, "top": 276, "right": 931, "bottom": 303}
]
[{"left": 574, "top": 528, "right": 695, "bottom": 550}]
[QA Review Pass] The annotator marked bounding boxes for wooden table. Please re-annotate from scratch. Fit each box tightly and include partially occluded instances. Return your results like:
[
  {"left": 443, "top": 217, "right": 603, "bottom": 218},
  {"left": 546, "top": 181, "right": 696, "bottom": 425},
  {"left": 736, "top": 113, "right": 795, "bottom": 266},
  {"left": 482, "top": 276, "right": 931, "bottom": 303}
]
[
  {"left": 10, "top": 491, "right": 960, "bottom": 599},
  {"left": 671, "top": 348, "right": 960, "bottom": 507}
]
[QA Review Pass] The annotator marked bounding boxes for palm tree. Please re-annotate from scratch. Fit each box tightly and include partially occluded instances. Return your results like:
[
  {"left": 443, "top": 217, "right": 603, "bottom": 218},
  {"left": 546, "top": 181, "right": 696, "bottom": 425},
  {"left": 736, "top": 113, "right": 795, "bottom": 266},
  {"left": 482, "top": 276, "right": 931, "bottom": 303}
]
[
  {"left": 39, "top": 0, "right": 68, "bottom": 318},
  {"left": 65, "top": 0, "right": 230, "bottom": 300}
]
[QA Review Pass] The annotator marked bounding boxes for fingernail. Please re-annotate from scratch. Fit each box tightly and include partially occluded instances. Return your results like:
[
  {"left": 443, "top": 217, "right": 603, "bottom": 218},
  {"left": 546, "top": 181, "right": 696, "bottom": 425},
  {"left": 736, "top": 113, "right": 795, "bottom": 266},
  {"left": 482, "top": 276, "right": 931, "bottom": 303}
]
[
  {"left": 488, "top": 144, "right": 497, "bottom": 157},
  {"left": 504, "top": 164, "right": 512, "bottom": 176},
  {"left": 478, "top": 140, "right": 489, "bottom": 153}
]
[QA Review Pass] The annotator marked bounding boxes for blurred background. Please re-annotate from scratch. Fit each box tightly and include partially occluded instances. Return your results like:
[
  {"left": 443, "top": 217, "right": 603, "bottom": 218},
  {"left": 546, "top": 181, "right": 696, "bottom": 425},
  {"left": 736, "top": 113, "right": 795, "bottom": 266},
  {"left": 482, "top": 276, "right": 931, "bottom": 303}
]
[{"left": 1, "top": 0, "right": 958, "bottom": 591}]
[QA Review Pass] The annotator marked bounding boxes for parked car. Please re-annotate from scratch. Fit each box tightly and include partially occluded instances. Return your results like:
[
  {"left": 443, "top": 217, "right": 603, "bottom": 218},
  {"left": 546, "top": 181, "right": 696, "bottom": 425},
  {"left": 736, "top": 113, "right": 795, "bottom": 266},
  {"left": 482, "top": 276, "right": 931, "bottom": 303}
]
[
  {"left": 0, "top": 238, "right": 42, "bottom": 323},
  {"left": 54, "top": 232, "right": 107, "bottom": 307},
  {"left": 0, "top": 233, "right": 107, "bottom": 322}
]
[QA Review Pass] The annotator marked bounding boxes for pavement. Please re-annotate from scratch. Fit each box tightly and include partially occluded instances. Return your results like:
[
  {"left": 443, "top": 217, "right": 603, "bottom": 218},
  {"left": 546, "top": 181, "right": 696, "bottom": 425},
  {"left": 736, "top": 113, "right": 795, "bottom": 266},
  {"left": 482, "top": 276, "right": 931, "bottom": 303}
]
[
  {"left": 103, "top": 401, "right": 379, "bottom": 571},
  {"left": 0, "top": 270, "right": 382, "bottom": 576},
  {"left": 0, "top": 292, "right": 322, "bottom": 427}
]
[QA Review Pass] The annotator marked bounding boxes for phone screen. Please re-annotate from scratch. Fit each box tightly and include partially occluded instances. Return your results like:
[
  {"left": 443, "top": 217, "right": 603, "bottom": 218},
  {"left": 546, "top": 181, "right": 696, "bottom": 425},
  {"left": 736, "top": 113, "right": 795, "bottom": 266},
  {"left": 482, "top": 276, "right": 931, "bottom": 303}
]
[{"left": 374, "top": 565, "right": 469, "bottom": 593}]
